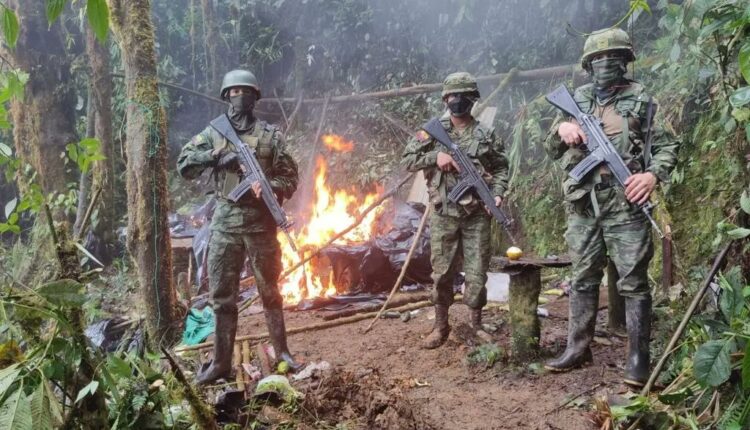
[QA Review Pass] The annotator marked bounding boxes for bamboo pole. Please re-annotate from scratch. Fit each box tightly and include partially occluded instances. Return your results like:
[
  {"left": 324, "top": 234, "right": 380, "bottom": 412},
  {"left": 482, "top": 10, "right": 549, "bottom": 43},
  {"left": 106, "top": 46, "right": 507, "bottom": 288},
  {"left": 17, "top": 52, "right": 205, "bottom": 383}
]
[
  {"left": 363, "top": 205, "right": 431, "bottom": 333},
  {"left": 322, "top": 291, "right": 431, "bottom": 321},
  {"left": 175, "top": 300, "right": 435, "bottom": 353}
]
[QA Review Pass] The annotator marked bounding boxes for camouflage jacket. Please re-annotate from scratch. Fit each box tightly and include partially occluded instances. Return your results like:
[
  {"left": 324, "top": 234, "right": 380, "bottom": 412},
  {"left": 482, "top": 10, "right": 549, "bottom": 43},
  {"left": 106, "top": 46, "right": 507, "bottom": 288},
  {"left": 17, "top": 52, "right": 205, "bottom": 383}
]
[
  {"left": 177, "top": 118, "right": 299, "bottom": 234},
  {"left": 401, "top": 116, "right": 509, "bottom": 217},
  {"left": 543, "top": 81, "right": 679, "bottom": 205}
]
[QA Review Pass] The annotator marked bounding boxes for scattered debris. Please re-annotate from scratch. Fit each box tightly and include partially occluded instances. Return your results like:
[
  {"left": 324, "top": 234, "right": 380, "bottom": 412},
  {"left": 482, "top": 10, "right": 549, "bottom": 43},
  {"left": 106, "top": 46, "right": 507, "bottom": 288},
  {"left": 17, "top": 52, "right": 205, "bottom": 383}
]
[
  {"left": 292, "top": 360, "right": 331, "bottom": 381},
  {"left": 254, "top": 375, "right": 303, "bottom": 403}
]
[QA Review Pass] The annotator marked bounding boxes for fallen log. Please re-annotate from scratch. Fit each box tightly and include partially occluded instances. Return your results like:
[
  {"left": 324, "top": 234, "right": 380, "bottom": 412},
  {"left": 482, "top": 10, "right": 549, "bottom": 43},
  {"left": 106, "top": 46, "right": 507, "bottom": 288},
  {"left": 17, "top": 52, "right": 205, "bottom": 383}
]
[
  {"left": 175, "top": 299, "right": 435, "bottom": 353},
  {"left": 322, "top": 291, "right": 432, "bottom": 321}
]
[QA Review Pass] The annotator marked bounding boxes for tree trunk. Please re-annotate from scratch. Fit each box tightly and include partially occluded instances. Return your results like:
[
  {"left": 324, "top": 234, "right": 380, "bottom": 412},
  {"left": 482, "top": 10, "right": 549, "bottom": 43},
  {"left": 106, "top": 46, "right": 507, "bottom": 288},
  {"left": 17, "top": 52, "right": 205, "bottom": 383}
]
[
  {"left": 108, "top": 0, "right": 180, "bottom": 347},
  {"left": 201, "top": 0, "right": 218, "bottom": 91},
  {"left": 86, "top": 26, "right": 117, "bottom": 264},
  {"left": 6, "top": 1, "right": 76, "bottom": 207}
]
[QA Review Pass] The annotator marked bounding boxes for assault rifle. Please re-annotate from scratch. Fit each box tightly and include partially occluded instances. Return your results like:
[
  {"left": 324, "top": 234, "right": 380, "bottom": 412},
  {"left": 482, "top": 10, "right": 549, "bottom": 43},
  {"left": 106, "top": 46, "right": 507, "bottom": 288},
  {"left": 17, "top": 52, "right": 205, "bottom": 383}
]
[
  {"left": 210, "top": 114, "right": 298, "bottom": 251},
  {"left": 421, "top": 117, "right": 517, "bottom": 244},
  {"left": 545, "top": 84, "right": 663, "bottom": 237}
]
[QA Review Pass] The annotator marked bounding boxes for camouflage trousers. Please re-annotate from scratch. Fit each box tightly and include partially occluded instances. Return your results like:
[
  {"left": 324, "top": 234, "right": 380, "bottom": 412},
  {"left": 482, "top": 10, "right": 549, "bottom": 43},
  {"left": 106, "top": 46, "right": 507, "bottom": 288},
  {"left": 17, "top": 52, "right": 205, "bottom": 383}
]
[
  {"left": 430, "top": 210, "right": 491, "bottom": 309},
  {"left": 565, "top": 187, "right": 653, "bottom": 297},
  {"left": 207, "top": 229, "right": 283, "bottom": 316}
]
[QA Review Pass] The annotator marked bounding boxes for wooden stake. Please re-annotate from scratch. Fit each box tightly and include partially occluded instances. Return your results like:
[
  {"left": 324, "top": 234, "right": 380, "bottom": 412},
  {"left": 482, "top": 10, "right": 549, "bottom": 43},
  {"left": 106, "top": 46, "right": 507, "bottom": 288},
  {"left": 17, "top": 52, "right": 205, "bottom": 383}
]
[
  {"left": 175, "top": 300, "right": 435, "bottom": 353},
  {"left": 363, "top": 205, "right": 431, "bottom": 334},
  {"left": 641, "top": 242, "right": 733, "bottom": 395}
]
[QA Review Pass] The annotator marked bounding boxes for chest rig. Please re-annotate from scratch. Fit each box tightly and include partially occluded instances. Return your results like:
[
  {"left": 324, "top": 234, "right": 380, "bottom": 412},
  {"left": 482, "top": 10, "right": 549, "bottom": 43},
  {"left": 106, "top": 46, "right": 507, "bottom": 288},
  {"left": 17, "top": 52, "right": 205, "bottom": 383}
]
[{"left": 214, "top": 120, "right": 276, "bottom": 200}]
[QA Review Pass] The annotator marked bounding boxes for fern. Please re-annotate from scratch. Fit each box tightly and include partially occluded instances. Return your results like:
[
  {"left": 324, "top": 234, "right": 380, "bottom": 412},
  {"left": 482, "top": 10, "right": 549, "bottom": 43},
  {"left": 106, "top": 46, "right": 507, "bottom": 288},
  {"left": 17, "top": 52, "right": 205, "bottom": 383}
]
[{"left": 717, "top": 390, "right": 750, "bottom": 430}]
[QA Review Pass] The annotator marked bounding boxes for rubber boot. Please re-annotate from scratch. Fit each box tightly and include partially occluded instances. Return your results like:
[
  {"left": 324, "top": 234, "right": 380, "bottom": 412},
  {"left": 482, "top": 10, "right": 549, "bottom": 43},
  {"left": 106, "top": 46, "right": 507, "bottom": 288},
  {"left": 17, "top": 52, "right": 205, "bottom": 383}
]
[
  {"left": 196, "top": 310, "right": 237, "bottom": 385},
  {"left": 623, "top": 295, "right": 651, "bottom": 387},
  {"left": 469, "top": 307, "right": 493, "bottom": 343},
  {"left": 265, "top": 307, "right": 303, "bottom": 371},
  {"left": 544, "top": 291, "right": 598, "bottom": 372},
  {"left": 422, "top": 304, "right": 450, "bottom": 349}
]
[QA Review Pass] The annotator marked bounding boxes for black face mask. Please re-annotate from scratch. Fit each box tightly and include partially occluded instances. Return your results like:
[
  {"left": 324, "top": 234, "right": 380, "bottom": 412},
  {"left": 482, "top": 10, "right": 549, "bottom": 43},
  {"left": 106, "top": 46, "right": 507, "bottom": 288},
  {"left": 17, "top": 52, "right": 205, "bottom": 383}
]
[
  {"left": 447, "top": 95, "right": 474, "bottom": 117},
  {"left": 229, "top": 93, "right": 256, "bottom": 113}
]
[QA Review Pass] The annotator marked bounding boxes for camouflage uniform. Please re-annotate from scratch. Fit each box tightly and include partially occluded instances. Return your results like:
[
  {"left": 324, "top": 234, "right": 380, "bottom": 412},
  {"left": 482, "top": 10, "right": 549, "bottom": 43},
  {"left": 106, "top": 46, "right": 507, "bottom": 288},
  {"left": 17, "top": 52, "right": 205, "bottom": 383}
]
[
  {"left": 178, "top": 120, "right": 298, "bottom": 314},
  {"left": 402, "top": 117, "right": 508, "bottom": 309},
  {"left": 178, "top": 69, "right": 301, "bottom": 384},
  {"left": 543, "top": 29, "right": 679, "bottom": 386},
  {"left": 543, "top": 82, "right": 678, "bottom": 298}
]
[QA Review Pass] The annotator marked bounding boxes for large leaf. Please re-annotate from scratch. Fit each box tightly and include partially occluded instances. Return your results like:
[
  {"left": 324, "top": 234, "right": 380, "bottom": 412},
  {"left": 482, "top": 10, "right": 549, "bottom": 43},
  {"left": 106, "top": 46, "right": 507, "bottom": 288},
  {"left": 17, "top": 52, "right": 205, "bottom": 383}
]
[
  {"left": 36, "top": 279, "right": 86, "bottom": 307},
  {"left": 0, "top": 6, "right": 18, "bottom": 50},
  {"left": 45, "top": 0, "right": 66, "bottom": 25},
  {"left": 741, "top": 190, "right": 750, "bottom": 215},
  {"left": 3, "top": 198, "right": 15, "bottom": 219},
  {"left": 74, "top": 380, "right": 98, "bottom": 404},
  {"left": 726, "top": 227, "right": 750, "bottom": 240},
  {"left": 740, "top": 42, "right": 750, "bottom": 84},
  {"left": 30, "top": 382, "right": 52, "bottom": 430},
  {"left": 719, "top": 268, "right": 745, "bottom": 321},
  {"left": 86, "top": 0, "right": 109, "bottom": 42},
  {"left": 0, "top": 386, "right": 32, "bottom": 430},
  {"left": 694, "top": 339, "right": 734, "bottom": 387},
  {"left": 730, "top": 86, "right": 750, "bottom": 107},
  {"left": 0, "top": 364, "right": 20, "bottom": 397}
]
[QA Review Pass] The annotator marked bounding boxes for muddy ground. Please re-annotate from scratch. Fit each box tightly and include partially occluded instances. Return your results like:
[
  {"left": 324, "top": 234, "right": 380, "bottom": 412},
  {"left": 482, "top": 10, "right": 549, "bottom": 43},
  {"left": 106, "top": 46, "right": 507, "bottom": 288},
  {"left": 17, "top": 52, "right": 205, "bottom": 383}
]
[{"left": 231, "top": 286, "right": 635, "bottom": 430}]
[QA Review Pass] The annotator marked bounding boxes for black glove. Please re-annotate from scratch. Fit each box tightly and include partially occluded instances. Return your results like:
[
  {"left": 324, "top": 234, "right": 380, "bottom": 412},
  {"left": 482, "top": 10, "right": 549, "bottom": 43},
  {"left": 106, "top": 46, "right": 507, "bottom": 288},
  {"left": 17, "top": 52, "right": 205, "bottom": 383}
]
[{"left": 216, "top": 151, "right": 240, "bottom": 171}]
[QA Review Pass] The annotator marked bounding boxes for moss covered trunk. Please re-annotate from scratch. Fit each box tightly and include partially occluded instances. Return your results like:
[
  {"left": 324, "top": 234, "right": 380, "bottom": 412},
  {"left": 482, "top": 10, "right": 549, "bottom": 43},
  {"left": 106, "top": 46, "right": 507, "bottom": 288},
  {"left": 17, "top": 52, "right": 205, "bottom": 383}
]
[
  {"left": 86, "top": 27, "right": 117, "bottom": 264},
  {"left": 6, "top": 1, "right": 75, "bottom": 204},
  {"left": 108, "top": 0, "right": 180, "bottom": 347}
]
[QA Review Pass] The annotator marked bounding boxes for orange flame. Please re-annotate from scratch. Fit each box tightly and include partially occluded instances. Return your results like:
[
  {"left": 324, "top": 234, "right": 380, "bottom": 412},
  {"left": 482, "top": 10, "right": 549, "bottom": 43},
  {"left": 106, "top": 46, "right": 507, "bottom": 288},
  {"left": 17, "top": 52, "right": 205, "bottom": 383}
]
[
  {"left": 322, "top": 134, "right": 354, "bottom": 152},
  {"left": 278, "top": 155, "right": 383, "bottom": 304}
]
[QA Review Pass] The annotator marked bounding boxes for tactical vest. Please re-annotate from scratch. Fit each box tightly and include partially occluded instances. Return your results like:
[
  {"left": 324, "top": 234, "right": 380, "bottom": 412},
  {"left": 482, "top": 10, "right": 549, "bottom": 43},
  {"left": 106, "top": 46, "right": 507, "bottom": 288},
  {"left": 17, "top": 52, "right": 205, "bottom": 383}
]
[
  {"left": 428, "top": 118, "right": 494, "bottom": 216},
  {"left": 214, "top": 120, "right": 277, "bottom": 201}
]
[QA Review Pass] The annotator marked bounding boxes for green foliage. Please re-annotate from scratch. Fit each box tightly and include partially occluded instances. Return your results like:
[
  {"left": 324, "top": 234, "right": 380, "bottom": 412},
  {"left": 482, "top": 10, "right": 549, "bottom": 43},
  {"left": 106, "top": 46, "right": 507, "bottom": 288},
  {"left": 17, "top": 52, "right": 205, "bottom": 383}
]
[
  {"left": 86, "top": 0, "right": 109, "bottom": 42},
  {"left": 65, "top": 137, "right": 105, "bottom": 174},
  {"left": 0, "top": 5, "right": 18, "bottom": 49},
  {"left": 466, "top": 343, "right": 503, "bottom": 368},
  {"left": 44, "top": 0, "right": 66, "bottom": 25},
  {"left": 694, "top": 339, "right": 734, "bottom": 387}
]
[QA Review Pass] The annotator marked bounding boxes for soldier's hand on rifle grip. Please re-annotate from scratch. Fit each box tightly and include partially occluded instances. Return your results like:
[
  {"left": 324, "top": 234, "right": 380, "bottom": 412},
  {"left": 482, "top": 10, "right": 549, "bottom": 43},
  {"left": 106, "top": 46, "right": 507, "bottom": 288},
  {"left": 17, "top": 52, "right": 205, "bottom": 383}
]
[
  {"left": 437, "top": 151, "right": 461, "bottom": 172},
  {"left": 557, "top": 121, "right": 587, "bottom": 147},
  {"left": 217, "top": 151, "right": 240, "bottom": 171},
  {"left": 485, "top": 196, "right": 503, "bottom": 215},
  {"left": 624, "top": 172, "right": 656, "bottom": 205},
  {"left": 251, "top": 181, "right": 262, "bottom": 198}
]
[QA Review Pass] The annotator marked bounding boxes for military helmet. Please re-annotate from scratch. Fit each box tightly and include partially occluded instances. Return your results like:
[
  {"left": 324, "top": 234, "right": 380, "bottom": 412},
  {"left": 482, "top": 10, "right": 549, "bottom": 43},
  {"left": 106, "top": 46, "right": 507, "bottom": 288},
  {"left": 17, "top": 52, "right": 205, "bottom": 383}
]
[
  {"left": 220, "top": 69, "right": 261, "bottom": 99},
  {"left": 581, "top": 28, "right": 635, "bottom": 69},
  {"left": 441, "top": 72, "right": 480, "bottom": 98}
]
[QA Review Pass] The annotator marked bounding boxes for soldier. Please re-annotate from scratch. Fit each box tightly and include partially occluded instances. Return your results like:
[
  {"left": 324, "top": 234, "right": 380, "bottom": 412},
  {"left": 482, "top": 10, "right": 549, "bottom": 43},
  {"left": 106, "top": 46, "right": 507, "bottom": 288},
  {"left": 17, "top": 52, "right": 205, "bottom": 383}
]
[
  {"left": 543, "top": 29, "right": 678, "bottom": 386},
  {"left": 178, "top": 70, "right": 300, "bottom": 385},
  {"left": 402, "top": 72, "right": 509, "bottom": 349}
]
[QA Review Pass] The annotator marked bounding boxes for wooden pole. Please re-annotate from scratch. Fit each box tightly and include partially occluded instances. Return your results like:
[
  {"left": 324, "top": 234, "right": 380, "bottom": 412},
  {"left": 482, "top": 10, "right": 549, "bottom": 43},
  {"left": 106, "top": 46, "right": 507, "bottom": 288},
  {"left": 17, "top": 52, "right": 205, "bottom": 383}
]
[
  {"left": 175, "top": 300, "right": 434, "bottom": 353},
  {"left": 363, "top": 205, "right": 431, "bottom": 333},
  {"left": 641, "top": 242, "right": 733, "bottom": 395},
  {"left": 322, "top": 291, "right": 431, "bottom": 321},
  {"left": 257, "top": 63, "right": 583, "bottom": 107}
]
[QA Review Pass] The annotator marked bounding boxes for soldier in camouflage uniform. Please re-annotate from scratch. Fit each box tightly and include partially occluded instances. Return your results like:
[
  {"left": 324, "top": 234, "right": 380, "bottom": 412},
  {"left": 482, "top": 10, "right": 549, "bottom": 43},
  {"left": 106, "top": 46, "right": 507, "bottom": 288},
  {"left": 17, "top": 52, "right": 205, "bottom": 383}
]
[
  {"left": 543, "top": 29, "right": 679, "bottom": 386},
  {"left": 178, "top": 70, "right": 300, "bottom": 385},
  {"left": 402, "top": 72, "right": 509, "bottom": 349}
]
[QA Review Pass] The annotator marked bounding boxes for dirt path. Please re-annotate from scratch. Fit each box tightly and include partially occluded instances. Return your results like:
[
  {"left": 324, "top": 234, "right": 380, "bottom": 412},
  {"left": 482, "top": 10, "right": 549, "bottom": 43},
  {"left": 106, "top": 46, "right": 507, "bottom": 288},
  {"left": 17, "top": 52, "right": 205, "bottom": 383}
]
[{"left": 238, "top": 288, "right": 629, "bottom": 429}]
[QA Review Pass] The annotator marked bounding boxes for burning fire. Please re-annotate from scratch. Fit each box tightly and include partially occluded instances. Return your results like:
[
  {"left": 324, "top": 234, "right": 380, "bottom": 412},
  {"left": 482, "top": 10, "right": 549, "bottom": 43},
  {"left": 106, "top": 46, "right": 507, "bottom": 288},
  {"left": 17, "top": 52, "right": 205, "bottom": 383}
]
[
  {"left": 321, "top": 134, "right": 354, "bottom": 152},
  {"left": 278, "top": 139, "right": 382, "bottom": 304}
]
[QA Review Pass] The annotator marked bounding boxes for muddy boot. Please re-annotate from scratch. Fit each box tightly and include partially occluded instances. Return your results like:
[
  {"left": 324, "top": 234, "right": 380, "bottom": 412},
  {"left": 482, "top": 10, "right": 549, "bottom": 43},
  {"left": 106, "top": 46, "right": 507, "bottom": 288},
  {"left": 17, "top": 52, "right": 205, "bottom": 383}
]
[
  {"left": 422, "top": 304, "right": 450, "bottom": 349},
  {"left": 265, "top": 307, "right": 303, "bottom": 372},
  {"left": 469, "top": 307, "right": 493, "bottom": 343},
  {"left": 196, "top": 310, "right": 237, "bottom": 385},
  {"left": 623, "top": 295, "right": 651, "bottom": 387},
  {"left": 544, "top": 291, "right": 598, "bottom": 372}
]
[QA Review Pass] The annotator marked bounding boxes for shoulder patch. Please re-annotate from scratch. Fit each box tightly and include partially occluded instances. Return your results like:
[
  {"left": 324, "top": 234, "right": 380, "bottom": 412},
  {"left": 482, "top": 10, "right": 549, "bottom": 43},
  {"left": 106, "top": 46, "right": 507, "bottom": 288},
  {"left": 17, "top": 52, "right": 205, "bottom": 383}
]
[{"left": 416, "top": 130, "right": 431, "bottom": 142}]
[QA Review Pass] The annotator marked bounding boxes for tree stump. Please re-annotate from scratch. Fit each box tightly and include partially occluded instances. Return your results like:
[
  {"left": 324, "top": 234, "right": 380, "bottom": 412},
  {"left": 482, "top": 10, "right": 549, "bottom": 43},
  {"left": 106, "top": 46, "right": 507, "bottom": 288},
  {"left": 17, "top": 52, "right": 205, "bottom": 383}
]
[{"left": 491, "top": 256, "right": 571, "bottom": 363}]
